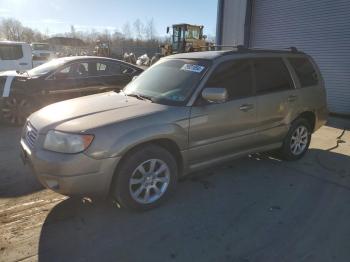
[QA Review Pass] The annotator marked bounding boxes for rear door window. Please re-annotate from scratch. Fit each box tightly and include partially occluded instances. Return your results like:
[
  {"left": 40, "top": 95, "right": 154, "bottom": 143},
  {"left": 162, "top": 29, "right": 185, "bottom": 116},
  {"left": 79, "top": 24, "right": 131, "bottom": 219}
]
[
  {"left": 253, "top": 58, "right": 294, "bottom": 94},
  {"left": 206, "top": 59, "right": 253, "bottom": 100},
  {"left": 288, "top": 57, "right": 319, "bottom": 87},
  {"left": 0, "top": 44, "right": 23, "bottom": 60},
  {"left": 95, "top": 62, "right": 121, "bottom": 76}
]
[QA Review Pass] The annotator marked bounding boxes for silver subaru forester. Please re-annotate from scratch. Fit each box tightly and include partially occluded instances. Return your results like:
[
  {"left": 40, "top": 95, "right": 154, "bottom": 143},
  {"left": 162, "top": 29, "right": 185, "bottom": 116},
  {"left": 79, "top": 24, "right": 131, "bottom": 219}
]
[{"left": 21, "top": 48, "right": 328, "bottom": 210}]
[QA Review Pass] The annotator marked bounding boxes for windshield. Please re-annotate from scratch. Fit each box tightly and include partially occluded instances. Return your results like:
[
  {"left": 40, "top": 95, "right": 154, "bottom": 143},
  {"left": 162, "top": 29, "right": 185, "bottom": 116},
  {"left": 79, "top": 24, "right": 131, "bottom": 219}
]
[
  {"left": 124, "top": 59, "right": 209, "bottom": 105},
  {"left": 185, "top": 26, "right": 201, "bottom": 40},
  {"left": 27, "top": 58, "right": 67, "bottom": 77},
  {"left": 32, "top": 44, "right": 50, "bottom": 51}
]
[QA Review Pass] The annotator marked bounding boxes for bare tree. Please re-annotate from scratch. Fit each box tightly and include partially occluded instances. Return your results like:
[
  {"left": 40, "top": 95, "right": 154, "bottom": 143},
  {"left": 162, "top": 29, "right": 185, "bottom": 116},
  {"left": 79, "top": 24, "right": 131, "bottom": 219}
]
[
  {"left": 100, "top": 29, "right": 111, "bottom": 42},
  {"left": 0, "top": 17, "right": 163, "bottom": 58},
  {"left": 143, "top": 18, "right": 156, "bottom": 40},
  {"left": 70, "top": 25, "right": 76, "bottom": 38},
  {"left": 122, "top": 22, "right": 132, "bottom": 39},
  {"left": 21, "top": 27, "right": 35, "bottom": 42},
  {"left": 133, "top": 19, "right": 143, "bottom": 40},
  {"left": 0, "top": 18, "right": 23, "bottom": 41},
  {"left": 33, "top": 31, "right": 44, "bottom": 42}
]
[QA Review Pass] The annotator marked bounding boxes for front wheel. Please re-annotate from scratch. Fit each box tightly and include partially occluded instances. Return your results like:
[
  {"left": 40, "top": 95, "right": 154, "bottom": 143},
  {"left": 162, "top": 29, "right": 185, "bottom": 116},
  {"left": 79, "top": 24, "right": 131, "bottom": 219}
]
[
  {"left": 111, "top": 145, "right": 178, "bottom": 211},
  {"left": 280, "top": 118, "right": 312, "bottom": 160},
  {"left": 1, "top": 96, "right": 35, "bottom": 125}
]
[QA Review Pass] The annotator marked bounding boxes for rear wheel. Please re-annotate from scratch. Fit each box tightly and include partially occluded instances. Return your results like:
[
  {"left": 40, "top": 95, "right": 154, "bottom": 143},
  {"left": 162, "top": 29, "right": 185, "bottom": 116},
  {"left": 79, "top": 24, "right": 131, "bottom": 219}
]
[
  {"left": 111, "top": 144, "right": 178, "bottom": 211},
  {"left": 1, "top": 96, "right": 34, "bottom": 125},
  {"left": 280, "top": 118, "right": 312, "bottom": 160}
]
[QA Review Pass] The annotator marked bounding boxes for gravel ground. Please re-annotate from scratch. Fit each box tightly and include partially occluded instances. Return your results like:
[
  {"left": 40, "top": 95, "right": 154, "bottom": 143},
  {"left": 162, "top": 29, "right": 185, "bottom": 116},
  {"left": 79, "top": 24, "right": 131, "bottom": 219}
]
[{"left": 0, "top": 118, "right": 349, "bottom": 262}]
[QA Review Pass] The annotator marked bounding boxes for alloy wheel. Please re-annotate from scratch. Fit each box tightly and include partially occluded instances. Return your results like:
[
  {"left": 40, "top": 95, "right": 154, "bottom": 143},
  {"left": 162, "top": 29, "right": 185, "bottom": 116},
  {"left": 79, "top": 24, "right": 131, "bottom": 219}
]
[
  {"left": 129, "top": 159, "right": 170, "bottom": 204},
  {"left": 290, "top": 125, "right": 309, "bottom": 155},
  {"left": 2, "top": 97, "right": 31, "bottom": 125}
]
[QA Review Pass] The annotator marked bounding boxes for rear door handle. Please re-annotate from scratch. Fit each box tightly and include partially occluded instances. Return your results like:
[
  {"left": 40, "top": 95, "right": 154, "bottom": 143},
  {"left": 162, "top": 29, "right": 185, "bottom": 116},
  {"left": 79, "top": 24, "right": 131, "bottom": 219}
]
[
  {"left": 288, "top": 95, "right": 298, "bottom": 102},
  {"left": 239, "top": 104, "right": 254, "bottom": 112},
  {"left": 19, "top": 62, "right": 28, "bottom": 66}
]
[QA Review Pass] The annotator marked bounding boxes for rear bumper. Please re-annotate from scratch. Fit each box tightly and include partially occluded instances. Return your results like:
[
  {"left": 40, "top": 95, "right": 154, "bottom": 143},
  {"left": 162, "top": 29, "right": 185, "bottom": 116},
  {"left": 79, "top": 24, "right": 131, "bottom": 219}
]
[
  {"left": 21, "top": 139, "right": 120, "bottom": 197},
  {"left": 314, "top": 106, "right": 328, "bottom": 131}
]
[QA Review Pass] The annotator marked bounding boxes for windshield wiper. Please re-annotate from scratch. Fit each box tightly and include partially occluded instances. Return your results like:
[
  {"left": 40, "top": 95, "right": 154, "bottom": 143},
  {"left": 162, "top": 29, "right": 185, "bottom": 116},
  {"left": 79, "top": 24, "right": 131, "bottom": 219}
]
[{"left": 128, "top": 93, "right": 154, "bottom": 102}]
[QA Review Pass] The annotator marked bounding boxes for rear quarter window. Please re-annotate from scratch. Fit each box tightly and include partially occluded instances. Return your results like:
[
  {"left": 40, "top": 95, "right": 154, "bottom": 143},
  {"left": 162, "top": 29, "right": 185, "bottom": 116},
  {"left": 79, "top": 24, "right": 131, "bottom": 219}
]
[
  {"left": 288, "top": 57, "right": 319, "bottom": 88},
  {"left": 95, "top": 62, "right": 121, "bottom": 76},
  {"left": 0, "top": 44, "right": 23, "bottom": 60}
]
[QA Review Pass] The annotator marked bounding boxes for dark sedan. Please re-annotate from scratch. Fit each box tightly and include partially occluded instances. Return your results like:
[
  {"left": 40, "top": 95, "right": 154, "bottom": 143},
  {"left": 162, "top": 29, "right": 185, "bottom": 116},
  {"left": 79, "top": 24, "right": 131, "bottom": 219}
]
[{"left": 0, "top": 56, "right": 143, "bottom": 124}]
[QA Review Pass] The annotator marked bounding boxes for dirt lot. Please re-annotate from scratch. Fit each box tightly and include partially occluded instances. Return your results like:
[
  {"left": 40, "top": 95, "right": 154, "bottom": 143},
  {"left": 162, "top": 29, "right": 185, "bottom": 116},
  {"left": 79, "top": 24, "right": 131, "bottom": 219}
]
[{"left": 0, "top": 118, "right": 349, "bottom": 262}]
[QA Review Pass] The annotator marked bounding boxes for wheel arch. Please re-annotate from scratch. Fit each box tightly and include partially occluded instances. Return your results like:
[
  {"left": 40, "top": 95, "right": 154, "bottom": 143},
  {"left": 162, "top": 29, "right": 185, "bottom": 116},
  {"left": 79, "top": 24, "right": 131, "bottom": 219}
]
[
  {"left": 296, "top": 111, "right": 316, "bottom": 132},
  {"left": 108, "top": 138, "right": 184, "bottom": 195}
]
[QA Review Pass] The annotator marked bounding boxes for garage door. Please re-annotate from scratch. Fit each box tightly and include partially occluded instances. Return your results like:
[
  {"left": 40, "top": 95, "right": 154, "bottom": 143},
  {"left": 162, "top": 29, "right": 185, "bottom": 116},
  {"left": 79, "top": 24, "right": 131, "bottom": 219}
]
[{"left": 250, "top": 0, "right": 350, "bottom": 114}]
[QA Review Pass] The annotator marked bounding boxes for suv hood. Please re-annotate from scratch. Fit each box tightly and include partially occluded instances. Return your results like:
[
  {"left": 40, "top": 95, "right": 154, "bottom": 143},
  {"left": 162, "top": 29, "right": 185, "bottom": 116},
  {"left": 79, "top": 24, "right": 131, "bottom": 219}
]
[{"left": 29, "top": 92, "right": 169, "bottom": 133}]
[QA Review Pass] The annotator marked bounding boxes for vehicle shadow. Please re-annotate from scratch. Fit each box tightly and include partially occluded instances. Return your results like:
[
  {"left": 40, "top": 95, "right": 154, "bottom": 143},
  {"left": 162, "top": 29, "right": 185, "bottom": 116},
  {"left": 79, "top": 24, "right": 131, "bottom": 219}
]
[
  {"left": 0, "top": 126, "right": 44, "bottom": 198},
  {"left": 38, "top": 149, "right": 350, "bottom": 262}
]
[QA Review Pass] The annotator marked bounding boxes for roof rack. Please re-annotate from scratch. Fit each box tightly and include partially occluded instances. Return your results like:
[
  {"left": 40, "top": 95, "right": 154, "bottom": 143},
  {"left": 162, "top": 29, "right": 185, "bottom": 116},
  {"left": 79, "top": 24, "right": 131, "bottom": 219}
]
[
  {"left": 243, "top": 46, "right": 300, "bottom": 53},
  {"left": 287, "top": 46, "right": 298, "bottom": 52},
  {"left": 213, "top": 45, "right": 299, "bottom": 52}
]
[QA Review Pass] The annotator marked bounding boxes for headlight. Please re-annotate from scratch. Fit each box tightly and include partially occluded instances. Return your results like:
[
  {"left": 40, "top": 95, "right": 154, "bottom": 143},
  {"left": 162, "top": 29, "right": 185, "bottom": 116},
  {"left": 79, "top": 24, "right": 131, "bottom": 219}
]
[{"left": 43, "top": 130, "right": 94, "bottom": 154}]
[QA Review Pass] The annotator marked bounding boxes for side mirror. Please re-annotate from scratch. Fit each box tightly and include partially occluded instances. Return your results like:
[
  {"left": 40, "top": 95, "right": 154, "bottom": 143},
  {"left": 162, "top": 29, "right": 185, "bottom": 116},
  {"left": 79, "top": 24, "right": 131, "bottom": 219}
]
[
  {"left": 203, "top": 35, "right": 207, "bottom": 40},
  {"left": 202, "top": 87, "right": 228, "bottom": 103},
  {"left": 132, "top": 75, "right": 138, "bottom": 81},
  {"left": 166, "top": 27, "right": 170, "bottom": 34}
]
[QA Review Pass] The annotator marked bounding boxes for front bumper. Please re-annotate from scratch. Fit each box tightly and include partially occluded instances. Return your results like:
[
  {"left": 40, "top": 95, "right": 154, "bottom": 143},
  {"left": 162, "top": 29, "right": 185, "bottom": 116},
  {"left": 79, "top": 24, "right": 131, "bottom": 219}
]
[{"left": 21, "top": 139, "right": 120, "bottom": 197}]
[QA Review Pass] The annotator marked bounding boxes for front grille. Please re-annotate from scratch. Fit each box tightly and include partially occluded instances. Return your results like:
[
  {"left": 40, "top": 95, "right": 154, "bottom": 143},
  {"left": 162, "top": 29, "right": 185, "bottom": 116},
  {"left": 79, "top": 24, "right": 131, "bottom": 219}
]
[{"left": 24, "top": 122, "right": 38, "bottom": 149}]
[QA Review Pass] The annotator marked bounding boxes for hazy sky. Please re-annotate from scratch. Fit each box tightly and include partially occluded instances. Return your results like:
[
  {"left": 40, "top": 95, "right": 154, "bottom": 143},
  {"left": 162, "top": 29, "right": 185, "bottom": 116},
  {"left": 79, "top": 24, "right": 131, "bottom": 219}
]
[{"left": 0, "top": 0, "right": 218, "bottom": 37}]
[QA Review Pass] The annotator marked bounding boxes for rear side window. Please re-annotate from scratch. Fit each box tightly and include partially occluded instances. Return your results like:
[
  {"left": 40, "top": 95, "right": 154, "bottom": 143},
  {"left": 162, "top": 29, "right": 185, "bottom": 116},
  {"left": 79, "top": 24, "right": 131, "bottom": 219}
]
[
  {"left": 206, "top": 59, "right": 253, "bottom": 100},
  {"left": 0, "top": 44, "right": 23, "bottom": 60},
  {"left": 254, "top": 58, "right": 294, "bottom": 94},
  {"left": 288, "top": 57, "right": 318, "bottom": 87},
  {"left": 95, "top": 62, "right": 121, "bottom": 76}
]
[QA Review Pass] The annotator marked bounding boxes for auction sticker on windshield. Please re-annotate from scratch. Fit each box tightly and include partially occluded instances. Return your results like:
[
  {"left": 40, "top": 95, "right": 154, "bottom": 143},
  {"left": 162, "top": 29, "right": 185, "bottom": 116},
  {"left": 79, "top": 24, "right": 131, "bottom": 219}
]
[{"left": 180, "top": 64, "right": 205, "bottom": 73}]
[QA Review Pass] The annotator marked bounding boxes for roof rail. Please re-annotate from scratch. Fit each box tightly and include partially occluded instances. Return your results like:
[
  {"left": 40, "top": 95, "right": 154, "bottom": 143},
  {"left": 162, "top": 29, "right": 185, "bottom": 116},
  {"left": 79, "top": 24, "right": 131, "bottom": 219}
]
[
  {"left": 203, "top": 45, "right": 302, "bottom": 54},
  {"left": 286, "top": 46, "right": 298, "bottom": 52}
]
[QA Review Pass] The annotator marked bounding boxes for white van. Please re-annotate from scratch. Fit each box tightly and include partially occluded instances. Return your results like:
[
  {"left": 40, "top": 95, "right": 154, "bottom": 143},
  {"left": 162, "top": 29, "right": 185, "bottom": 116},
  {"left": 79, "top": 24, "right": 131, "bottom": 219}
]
[
  {"left": 0, "top": 41, "right": 33, "bottom": 72},
  {"left": 31, "top": 42, "right": 55, "bottom": 67}
]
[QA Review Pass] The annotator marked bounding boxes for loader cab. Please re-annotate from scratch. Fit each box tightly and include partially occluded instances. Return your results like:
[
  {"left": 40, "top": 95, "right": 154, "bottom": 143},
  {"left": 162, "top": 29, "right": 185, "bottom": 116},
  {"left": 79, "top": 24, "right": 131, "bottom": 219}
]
[{"left": 171, "top": 24, "right": 204, "bottom": 53}]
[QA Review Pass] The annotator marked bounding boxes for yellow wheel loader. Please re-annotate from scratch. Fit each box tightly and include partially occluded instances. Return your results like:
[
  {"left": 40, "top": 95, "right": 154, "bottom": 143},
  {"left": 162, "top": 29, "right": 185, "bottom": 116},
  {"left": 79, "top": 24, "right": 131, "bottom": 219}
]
[{"left": 151, "top": 24, "right": 213, "bottom": 65}]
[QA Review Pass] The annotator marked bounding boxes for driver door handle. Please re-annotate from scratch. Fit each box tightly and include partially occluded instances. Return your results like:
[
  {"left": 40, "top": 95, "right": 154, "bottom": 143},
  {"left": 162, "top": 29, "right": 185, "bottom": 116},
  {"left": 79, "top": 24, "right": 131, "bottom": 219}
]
[{"left": 239, "top": 104, "right": 254, "bottom": 112}]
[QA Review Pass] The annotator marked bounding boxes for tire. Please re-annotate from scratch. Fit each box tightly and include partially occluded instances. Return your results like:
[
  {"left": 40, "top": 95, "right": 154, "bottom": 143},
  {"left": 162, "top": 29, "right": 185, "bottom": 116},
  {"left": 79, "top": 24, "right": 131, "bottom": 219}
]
[
  {"left": 280, "top": 118, "right": 312, "bottom": 161},
  {"left": 1, "top": 96, "right": 35, "bottom": 125},
  {"left": 111, "top": 144, "right": 178, "bottom": 211}
]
